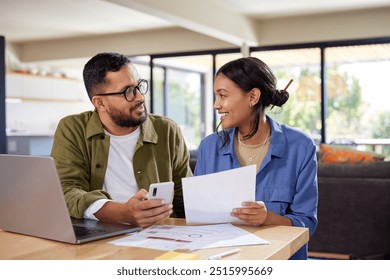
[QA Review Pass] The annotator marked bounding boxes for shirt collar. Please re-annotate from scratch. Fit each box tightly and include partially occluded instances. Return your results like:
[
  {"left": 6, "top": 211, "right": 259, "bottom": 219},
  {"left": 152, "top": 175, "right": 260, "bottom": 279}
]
[
  {"left": 268, "top": 116, "right": 286, "bottom": 159},
  {"left": 140, "top": 115, "right": 158, "bottom": 144},
  {"left": 86, "top": 109, "right": 104, "bottom": 139}
]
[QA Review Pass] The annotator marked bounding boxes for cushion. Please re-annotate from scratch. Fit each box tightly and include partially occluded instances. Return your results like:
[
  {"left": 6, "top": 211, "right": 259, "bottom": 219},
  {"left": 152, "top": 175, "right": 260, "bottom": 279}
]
[{"left": 319, "top": 144, "right": 385, "bottom": 164}]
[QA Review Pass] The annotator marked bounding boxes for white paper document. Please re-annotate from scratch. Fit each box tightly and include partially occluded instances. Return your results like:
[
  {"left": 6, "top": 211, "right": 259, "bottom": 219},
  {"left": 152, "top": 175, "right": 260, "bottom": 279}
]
[
  {"left": 182, "top": 165, "right": 256, "bottom": 225},
  {"left": 109, "top": 223, "right": 269, "bottom": 251}
]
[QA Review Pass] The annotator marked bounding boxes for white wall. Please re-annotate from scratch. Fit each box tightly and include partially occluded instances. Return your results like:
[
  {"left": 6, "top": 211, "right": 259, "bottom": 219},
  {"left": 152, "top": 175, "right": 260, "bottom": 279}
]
[{"left": 6, "top": 73, "right": 93, "bottom": 135}]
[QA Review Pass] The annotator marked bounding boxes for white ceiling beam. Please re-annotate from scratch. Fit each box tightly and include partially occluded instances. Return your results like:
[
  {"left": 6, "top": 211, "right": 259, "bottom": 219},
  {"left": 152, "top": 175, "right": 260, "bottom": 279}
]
[
  {"left": 15, "top": 27, "right": 235, "bottom": 63},
  {"left": 106, "top": 0, "right": 259, "bottom": 46}
]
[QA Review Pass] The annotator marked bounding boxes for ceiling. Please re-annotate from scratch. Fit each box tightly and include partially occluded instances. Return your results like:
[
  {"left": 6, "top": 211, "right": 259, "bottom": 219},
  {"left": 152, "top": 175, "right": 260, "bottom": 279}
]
[
  {"left": 1, "top": 0, "right": 390, "bottom": 74},
  {"left": 1, "top": 0, "right": 390, "bottom": 42}
]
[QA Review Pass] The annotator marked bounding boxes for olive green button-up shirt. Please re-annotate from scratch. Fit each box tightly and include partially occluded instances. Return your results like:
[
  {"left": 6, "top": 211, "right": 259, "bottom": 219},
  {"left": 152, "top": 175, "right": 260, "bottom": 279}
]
[{"left": 50, "top": 110, "right": 192, "bottom": 219}]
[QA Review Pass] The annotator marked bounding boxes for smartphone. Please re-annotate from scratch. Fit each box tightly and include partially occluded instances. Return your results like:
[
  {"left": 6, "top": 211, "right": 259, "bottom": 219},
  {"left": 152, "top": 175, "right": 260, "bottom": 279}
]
[{"left": 149, "top": 182, "right": 174, "bottom": 204}]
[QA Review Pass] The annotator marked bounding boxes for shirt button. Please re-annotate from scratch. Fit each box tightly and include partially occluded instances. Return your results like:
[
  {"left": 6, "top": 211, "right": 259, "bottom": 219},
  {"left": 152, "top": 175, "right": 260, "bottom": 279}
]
[
  {"left": 137, "top": 171, "right": 142, "bottom": 174},
  {"left": 96, "top": 163, "right": 101, "bottom": 168},
  {"left": 100, "top": 135, "right": 105, "bottom": 139}
]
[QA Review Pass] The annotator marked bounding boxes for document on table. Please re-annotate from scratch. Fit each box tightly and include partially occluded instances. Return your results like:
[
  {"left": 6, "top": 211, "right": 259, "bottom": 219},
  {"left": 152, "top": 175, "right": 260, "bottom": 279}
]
[
  {"left": 109, "top": 223, "right": 269, "bottom": 251},
  {"left": 182, "top": 165, "right": 256, "bottom": 225}
]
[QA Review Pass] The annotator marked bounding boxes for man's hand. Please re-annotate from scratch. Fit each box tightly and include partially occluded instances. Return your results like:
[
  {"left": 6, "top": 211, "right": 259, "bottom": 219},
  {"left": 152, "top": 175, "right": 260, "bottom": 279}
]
[{"left": 94, "top": 189, "right": 173, "bottom": 228}]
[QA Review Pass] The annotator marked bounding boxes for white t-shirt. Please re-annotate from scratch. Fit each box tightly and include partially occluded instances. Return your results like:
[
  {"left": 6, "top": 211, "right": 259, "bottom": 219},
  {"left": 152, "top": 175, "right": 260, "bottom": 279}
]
[{"left": 83, "top": 127, "right": 140, "bottom": 220}]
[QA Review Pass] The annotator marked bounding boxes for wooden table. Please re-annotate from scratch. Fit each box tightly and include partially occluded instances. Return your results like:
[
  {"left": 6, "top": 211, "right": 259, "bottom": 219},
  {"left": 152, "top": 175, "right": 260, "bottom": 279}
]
[{"left": 0, "top": 218, "right": 309, "bottom": 260}]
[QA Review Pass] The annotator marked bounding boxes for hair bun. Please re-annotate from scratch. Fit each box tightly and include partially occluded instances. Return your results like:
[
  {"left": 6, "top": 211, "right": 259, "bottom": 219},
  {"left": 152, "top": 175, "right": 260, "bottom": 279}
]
[{"left": 272, "top": 89, "right": 289, "bottom": 107}]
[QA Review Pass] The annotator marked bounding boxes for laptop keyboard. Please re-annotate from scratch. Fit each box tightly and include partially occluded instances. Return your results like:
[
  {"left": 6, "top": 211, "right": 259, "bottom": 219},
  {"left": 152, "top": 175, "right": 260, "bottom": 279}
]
[{"left": 73, "top": 225, "right": 106, "bottom": 237}]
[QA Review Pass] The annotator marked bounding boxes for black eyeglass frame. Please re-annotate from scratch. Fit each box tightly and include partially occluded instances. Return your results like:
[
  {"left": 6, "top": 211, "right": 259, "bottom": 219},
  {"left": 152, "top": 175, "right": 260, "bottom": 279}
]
[{"left": 96, "top": 79, "right": 148, "bottom": 102}]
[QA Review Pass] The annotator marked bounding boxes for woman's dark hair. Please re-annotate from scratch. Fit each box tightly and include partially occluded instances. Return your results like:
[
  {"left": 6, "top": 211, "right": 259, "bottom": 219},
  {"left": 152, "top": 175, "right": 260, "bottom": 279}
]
[
  {"left": 216, "top": 57, "right": 290, "bottom": 147},
  {"left": 83, "top": 52, "right": 131, "bottom": 100}
]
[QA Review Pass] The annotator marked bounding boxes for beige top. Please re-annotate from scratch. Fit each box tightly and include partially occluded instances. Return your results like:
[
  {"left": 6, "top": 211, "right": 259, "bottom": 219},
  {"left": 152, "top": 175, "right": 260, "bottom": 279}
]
[{"left": 235, "top": 133, "right": 271, "bottom": 172}]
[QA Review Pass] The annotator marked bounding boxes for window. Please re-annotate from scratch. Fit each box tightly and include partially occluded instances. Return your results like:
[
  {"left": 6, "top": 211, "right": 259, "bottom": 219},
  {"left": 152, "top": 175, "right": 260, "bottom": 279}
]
[
  {"left": 152, "top": 55, "right": 213, "bottom": 150},
  {"left": 251, "top": 48, "right": 322, "bottom": 143},
  {"left": 325, "top": 44, "right": 390, "bottom": 156}
]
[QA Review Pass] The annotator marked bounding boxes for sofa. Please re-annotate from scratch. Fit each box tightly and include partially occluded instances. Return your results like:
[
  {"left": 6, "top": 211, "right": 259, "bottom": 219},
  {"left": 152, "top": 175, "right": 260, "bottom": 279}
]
[
  {"left": 308, "top": 160, "right": 390, "bottom": 259},
  {"left": 189, "top": 150, "right": 390, "bottom": 259}
]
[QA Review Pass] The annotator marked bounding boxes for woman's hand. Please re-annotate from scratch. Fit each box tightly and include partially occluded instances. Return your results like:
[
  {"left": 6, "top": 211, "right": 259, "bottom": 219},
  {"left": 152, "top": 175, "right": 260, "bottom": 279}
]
[{"left": 230, "top": 201, "right": 267, "bottom": 226}]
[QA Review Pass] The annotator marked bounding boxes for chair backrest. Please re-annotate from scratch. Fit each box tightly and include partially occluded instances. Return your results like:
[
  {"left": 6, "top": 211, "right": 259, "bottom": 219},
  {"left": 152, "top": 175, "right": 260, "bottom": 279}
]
[{"left": 309, "top": 161, "right": 390, "bottom": 259}]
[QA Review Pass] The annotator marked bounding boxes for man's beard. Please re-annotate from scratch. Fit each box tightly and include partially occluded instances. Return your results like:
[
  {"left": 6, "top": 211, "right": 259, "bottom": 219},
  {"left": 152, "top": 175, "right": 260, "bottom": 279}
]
[{"left": 108, "top": 101, "right": 147, "bottom": 128}]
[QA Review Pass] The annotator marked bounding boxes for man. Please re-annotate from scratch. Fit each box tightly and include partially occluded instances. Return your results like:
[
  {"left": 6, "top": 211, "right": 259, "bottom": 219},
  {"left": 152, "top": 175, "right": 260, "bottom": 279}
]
[{"left": 51, "top": 52, "right": 192, "bottom": 228}]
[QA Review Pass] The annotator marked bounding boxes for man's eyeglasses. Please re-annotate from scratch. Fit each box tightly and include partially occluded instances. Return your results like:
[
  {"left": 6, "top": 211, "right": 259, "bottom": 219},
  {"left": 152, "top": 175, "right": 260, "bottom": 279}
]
[{"left": 96, "top": 79, "right": 148, "bottom": 102}]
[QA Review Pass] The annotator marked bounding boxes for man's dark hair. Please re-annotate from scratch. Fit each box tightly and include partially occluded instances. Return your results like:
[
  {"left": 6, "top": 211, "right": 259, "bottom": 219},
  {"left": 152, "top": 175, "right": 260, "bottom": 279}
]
[{"left": 83, "top": 52, "right": 130, "bottom": 100}]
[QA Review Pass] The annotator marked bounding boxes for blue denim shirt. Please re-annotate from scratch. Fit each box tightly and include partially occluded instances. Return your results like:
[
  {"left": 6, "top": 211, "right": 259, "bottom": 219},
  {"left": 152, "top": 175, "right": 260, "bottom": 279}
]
[{"left": 194, "top": 116, "right": 318, "bottom": 260}]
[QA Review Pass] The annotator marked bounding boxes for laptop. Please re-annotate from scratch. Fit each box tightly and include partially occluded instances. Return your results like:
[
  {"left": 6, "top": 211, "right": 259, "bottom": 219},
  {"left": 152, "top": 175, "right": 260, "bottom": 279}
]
[{"left": 0, "top": 154, "right": 140, "bottom": 244}]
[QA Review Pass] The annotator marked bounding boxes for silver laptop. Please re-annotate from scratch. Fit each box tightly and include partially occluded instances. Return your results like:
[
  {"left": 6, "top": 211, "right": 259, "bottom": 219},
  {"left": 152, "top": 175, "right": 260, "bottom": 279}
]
[{"left": 0, "top": 154, "right": 140, "bottom": 244}]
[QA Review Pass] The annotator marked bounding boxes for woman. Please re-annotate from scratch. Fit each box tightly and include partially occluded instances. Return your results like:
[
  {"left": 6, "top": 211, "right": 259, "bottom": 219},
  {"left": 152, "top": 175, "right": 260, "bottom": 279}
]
[{"left": 194, "top": 57, "right": 318, "bottom": 259}]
